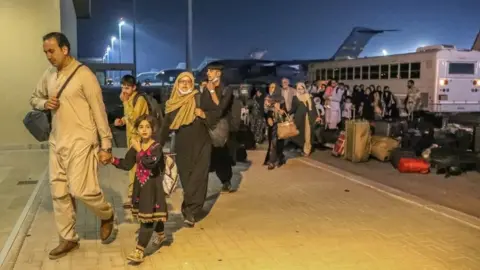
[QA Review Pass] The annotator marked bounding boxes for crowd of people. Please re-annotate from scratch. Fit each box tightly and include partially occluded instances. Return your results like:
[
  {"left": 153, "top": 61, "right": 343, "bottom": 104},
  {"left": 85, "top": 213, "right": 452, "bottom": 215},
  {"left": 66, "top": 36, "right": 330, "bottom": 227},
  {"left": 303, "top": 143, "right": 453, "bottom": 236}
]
[
  {"left": 27, "top": 31, "right": 427, "bottom": 265},
  {"left": 246, "top": 77, "right": 423, "bottom": 159}
]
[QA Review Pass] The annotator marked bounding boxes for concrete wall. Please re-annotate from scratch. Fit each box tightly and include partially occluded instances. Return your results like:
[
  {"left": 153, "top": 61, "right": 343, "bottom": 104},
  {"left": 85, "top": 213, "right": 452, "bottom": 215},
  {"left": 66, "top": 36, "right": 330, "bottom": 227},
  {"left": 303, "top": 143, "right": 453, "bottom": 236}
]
[
  {"left": 61, "top": 0, "right": 78, "bottom": 57},
  {"left": 0, "top": 0, "right": 77, "bottom": 149}
]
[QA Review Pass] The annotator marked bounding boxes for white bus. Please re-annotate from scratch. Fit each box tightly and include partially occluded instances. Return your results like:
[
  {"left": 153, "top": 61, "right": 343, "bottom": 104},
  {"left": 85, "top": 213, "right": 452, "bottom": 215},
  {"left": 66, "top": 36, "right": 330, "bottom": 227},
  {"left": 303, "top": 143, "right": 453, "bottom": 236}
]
[{"left": 307, "top": 45, "right": 480, "bottom": 113}]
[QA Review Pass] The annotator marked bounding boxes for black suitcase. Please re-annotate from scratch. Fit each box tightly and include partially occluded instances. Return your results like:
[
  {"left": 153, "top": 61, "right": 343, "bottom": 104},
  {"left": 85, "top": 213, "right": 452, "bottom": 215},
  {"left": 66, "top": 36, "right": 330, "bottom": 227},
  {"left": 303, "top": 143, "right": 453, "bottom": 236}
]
[
  {"left": 455, "top": 129, "right": 473, "bottom": 151},
  {"left": 429, "top": 148, "right": 477, "bottom": 176},
  {"left": 371, "top": 120, "right": 405, "bottom": 137},
  {"left": 472, "top": 125, "right": 480, "bottom": 153},
  {"left": 402, "top": 129, "right": 434, "bottom": 156},
  {"left": 390, "top": 148, "right": 417, "bottom": 169}
]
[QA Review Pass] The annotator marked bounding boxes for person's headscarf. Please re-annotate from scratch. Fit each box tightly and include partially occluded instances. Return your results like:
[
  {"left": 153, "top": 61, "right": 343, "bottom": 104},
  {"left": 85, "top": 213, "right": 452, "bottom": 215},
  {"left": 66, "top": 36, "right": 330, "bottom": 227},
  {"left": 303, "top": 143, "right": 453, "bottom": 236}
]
[
  {"left": 295, "top": 82, "right": 312, "bottom": 110},
  {"left": 268, "top": 83, "right": 284, "bottom": 102},
  {"left": 165, "top": 72, "right": 199, "bottom": 130}
]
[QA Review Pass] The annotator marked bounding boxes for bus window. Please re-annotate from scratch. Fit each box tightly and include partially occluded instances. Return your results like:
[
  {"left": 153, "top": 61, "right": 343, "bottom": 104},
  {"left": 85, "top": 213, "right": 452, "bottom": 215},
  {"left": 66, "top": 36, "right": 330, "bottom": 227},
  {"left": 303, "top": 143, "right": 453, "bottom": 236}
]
[
  {"left": 448, "top": 63, "right": 475, "bottom": 74},
  {"left": 315, "top": 69, "right": 320, "bottom": 81},
  {"left": 340, "top": 67, "right": 346, "bottom": 80},
  {"left": 321, "top": 69, "right": 326, "bottom": 80},
  {"left": 361, "top": 66, "right": 369, "bottom": 80},
  {"left": 410, "top": 62, "right": 421, "bottom": 78},
  {"left": 399, "top": 63, "right": 409, "bottom": 79},
  {"left": 354, "top": 67, "right": 361, "bottom": 79},
  {"left": 380, "top": 65, "right": 389, "bottom": 79},
  {"left": 326, "top": 69, "right": 333, "bottom": 80},
  {"left": 347, "top": 67, "right": 353, "bottom": 80},
  {"left": 390, "top": 64, "right": 399, "bottom": 79},
  {"left": 333, "top": 68, "right": 339, "bottom": 80},
  {"left": 370, "top": 65, "right": 379, "bottom": 79}
]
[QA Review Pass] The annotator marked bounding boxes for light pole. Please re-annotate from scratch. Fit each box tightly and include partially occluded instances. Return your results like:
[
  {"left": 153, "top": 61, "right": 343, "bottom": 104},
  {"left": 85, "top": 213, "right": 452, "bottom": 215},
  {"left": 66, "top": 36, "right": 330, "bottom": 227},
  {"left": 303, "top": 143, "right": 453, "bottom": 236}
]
[
  {"left": 106, "top": 46, "right": 111, "bottom": 61},
  {"left": 186, "top": 0, "right": 193, "bottom": 71},
  {"left": 132, "top": 0, "right": 137, "bottom": 75},
  {"left": 118, "top": 18, "right": 125, "bottom": 64},
  {"left": 106, "top": 46, "right": 111, "bottom": 78},
  {"left": 110, "top": 36, "right": 117, "bottom": 56}
]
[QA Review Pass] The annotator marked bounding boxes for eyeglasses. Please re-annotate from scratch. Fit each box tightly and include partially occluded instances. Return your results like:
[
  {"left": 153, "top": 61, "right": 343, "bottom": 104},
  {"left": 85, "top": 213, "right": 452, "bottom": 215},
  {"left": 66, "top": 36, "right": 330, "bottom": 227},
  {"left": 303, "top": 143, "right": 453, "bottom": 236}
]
[{"left": 179, "top": 79, "right": 191, "bottom": 84}]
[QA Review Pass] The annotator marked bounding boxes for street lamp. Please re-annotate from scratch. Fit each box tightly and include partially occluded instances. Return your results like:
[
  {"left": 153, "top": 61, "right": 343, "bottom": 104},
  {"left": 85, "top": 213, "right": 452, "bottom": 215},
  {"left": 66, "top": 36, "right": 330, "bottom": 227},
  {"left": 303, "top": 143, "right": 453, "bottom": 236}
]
[
  {"left": 110, "top": 36, "right": 117, "bottom": 64},
  {"left": 105, "top": 46, "right": 111, "bottom": 62},
  {"left": 111, "top": 36, "right": 117, "bottom": 49},
  {"left": 118, "top": 18, "right": 125, "bottom": 63},
  {"left": 186, "top": 0, "right": 193, "bottom": 71}
]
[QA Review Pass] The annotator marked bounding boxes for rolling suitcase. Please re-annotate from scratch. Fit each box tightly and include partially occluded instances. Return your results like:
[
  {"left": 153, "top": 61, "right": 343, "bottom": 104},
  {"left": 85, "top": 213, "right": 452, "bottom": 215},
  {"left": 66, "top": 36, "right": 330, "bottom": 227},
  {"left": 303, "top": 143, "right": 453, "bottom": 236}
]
[
  {"left": 344, "top": 109, "right": 371, "bottom": 162},
  {"left": 371, "top": 120, "right": 405, "bottom": 137}
]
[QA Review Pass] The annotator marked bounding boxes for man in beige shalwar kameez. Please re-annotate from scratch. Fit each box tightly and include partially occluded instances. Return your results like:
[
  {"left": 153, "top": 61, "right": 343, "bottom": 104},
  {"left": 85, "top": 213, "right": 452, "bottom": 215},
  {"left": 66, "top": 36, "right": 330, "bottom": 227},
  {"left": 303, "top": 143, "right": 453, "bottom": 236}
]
[{"left": 29, "top": 32, "right": 116, "bottom": 260}]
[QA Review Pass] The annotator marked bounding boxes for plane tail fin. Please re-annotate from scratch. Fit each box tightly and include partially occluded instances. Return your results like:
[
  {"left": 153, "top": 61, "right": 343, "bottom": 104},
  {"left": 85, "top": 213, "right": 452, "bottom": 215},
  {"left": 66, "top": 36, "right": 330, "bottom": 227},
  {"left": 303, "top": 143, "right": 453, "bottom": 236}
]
[
  {"left": 331, "top": 27, "right": 399, "bottom": 60},
  {"left": 472, "top": 30, "right": 480, "bottom": 51}
]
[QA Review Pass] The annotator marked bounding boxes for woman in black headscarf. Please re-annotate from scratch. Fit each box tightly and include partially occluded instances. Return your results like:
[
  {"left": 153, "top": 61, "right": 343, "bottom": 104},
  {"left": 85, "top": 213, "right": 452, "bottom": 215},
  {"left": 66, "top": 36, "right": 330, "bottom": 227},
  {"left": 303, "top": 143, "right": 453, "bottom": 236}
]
[
  {"left": 361, "top": 86, "right": 374, "bottom": 120},
  {"left": 382, "top": 86, "right": 399, "bottom": 119},
  {"left": 263, "top": 82, "right": 286, "bottom": 170},
  {"left": 250, "top": 87, "right": 267, "bottom": 143}
]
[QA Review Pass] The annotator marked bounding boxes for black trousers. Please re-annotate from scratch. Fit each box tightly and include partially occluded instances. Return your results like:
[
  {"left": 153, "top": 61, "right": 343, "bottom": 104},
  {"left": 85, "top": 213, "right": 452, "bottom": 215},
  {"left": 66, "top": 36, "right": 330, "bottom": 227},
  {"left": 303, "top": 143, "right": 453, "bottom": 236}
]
[
  {"left": 210, "top": 133, "right": 237, "bottom": 184},
  {"left": 178, "top": 143, "right": 211, "bottom": 218},
  {"left": 137, "top": 221, "right": 165, "bottom": 250}
]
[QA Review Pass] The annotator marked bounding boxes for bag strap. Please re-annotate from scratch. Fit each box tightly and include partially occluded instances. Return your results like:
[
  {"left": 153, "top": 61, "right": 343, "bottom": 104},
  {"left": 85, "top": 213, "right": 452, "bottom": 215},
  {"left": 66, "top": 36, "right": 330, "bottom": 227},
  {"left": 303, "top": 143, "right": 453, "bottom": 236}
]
[
  {"left": 133, "top": 92, "right": 151, "bottom": 112},
  {"left": 133, "top": 92, "right": 143, "bottom": 108},
  {"left": 56, "top": 64, "right": 84, "bottom": 99},
  {"left": 194, "top": 92, "right": 201, "bottom": 107},
  {"left": 278, "top": 111, "right": 292, "bottom": 123}
]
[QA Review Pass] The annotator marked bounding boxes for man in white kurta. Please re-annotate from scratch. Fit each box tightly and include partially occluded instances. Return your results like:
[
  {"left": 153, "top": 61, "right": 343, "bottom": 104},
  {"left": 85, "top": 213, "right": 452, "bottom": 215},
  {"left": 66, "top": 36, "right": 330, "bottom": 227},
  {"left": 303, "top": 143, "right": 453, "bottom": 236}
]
[{"left": 29, "top": 32, "right": 115, "bottom": 260}]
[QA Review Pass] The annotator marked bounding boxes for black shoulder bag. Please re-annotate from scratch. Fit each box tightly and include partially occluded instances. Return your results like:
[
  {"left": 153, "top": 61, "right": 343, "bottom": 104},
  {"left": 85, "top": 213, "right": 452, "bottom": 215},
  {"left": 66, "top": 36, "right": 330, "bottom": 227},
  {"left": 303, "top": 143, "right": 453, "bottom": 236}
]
[{"left": 23, "top": 64, "right": 84, "bottom": 142}]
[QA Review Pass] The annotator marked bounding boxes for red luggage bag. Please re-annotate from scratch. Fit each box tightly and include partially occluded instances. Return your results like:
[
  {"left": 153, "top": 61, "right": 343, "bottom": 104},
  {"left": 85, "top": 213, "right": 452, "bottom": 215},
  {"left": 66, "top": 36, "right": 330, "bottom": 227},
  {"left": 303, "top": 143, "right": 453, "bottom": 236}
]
[{"left": 397, "top": 158, "right": 430, "bottom": 174}]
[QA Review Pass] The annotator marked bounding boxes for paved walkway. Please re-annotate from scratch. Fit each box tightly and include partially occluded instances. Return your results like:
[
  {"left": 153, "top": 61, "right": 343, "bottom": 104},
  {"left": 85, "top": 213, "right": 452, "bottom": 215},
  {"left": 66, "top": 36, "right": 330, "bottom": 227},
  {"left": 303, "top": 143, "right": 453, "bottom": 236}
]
[
  {"left": 9, "top": 150, "right": 480, "bottom": 270},
  {"left": 0, "top": 150, "right": 48, "bottom": 250}
]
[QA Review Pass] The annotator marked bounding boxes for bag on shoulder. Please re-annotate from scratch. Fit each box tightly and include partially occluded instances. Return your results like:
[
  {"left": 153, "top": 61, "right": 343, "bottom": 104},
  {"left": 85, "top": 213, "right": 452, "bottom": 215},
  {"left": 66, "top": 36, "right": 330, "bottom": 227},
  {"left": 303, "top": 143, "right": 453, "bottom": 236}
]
[
  {"left": 195, "top": 92, "right": 229, "bottom": 147},
  {"left": 23, "top": 64, "right": 83, "bottom": 142}
]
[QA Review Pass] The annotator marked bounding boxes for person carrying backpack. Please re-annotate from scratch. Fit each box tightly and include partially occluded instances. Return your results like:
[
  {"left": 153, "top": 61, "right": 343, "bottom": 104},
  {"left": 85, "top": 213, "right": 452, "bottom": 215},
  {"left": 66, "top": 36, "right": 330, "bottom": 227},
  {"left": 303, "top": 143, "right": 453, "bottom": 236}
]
[{"left": 114, "top": 75, "right": 149, "bottom": 209}]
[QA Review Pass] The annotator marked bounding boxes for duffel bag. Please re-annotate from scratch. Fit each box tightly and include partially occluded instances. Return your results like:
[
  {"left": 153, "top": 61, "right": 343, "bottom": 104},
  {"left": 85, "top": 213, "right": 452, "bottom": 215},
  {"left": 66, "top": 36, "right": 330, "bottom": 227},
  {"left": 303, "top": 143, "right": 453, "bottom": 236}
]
[
  {"left": 397, "top": 158, "right": 430, "bottom": 174},
  {"left": 371, "top": 136, "right": 399, "bottom": 161}
]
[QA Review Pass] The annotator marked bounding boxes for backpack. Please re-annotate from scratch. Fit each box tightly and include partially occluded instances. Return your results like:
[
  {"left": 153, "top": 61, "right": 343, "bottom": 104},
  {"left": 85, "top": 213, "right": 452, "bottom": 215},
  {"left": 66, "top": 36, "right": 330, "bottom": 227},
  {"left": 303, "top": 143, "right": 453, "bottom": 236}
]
[
  {"left": 133, "top": 92, "right": 164, "bottom": 131},
  {"left": 195, "top": 92, "right": 229, "bottom": 147}
]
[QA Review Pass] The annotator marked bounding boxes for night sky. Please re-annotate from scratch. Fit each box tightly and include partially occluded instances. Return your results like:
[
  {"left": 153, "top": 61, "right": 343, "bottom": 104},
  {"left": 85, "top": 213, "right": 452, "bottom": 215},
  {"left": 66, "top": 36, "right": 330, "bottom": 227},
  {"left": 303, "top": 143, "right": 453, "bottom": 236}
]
[{"left": 77, "top": 0, "right": 480, "bottom": 73}]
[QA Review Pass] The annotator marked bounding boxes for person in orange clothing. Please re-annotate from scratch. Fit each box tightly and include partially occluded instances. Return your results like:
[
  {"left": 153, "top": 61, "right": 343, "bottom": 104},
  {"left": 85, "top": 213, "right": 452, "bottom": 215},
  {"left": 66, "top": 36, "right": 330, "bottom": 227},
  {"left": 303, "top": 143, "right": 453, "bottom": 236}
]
[{"left": 114, "top": 75, "right": 149, "bottom": 209}]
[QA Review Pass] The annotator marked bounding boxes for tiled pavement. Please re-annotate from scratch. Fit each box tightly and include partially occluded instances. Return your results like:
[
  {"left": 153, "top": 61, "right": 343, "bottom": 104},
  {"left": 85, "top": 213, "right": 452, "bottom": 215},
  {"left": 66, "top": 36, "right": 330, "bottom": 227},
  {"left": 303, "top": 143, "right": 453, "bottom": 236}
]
[
  {"left": 8, "top": 150, "right": 480, "bottom": 270},
  {"left": 0, "top": 150, "right": 48, "bottom": 250}
]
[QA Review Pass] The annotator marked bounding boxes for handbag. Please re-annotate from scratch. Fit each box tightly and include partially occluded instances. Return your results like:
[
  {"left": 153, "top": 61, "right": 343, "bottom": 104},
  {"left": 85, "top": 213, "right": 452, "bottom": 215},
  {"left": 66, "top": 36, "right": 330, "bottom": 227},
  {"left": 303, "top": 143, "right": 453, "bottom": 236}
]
[
  {"left": 277, "top": 113, "right": 299, "bottom": 139},
  {"left": 195, "top": 92, "right": 229, "bottom": 147},
  {"left": 23, "top": 64, "right": 84, "bottom": 142}
]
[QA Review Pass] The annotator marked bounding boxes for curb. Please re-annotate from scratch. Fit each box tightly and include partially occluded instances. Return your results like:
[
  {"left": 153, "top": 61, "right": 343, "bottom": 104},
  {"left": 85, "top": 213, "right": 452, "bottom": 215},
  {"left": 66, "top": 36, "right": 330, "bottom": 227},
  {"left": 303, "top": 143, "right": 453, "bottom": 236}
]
[
  {"left": 0, "top": 168, "right": 48, "bottom": 270},
  {"left": 297, "top": 157, "right": 480, "bottom": 231}
]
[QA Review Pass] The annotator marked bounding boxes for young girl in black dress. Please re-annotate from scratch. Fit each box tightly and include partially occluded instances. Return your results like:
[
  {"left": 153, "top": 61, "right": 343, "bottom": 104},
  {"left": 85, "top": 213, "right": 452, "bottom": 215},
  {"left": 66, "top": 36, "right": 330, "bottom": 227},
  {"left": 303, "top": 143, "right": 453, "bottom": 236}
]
[{"left": 110, "top": 114, "right": 168, "bottom": 263}]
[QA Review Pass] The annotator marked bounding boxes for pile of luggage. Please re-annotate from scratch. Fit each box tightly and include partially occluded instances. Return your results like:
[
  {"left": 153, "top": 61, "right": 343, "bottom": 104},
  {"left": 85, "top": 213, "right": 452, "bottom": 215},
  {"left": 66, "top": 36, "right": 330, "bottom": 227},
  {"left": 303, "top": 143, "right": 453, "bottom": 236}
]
[{"left": 328, "top": 115, "right": 480, "bottom": 178}]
